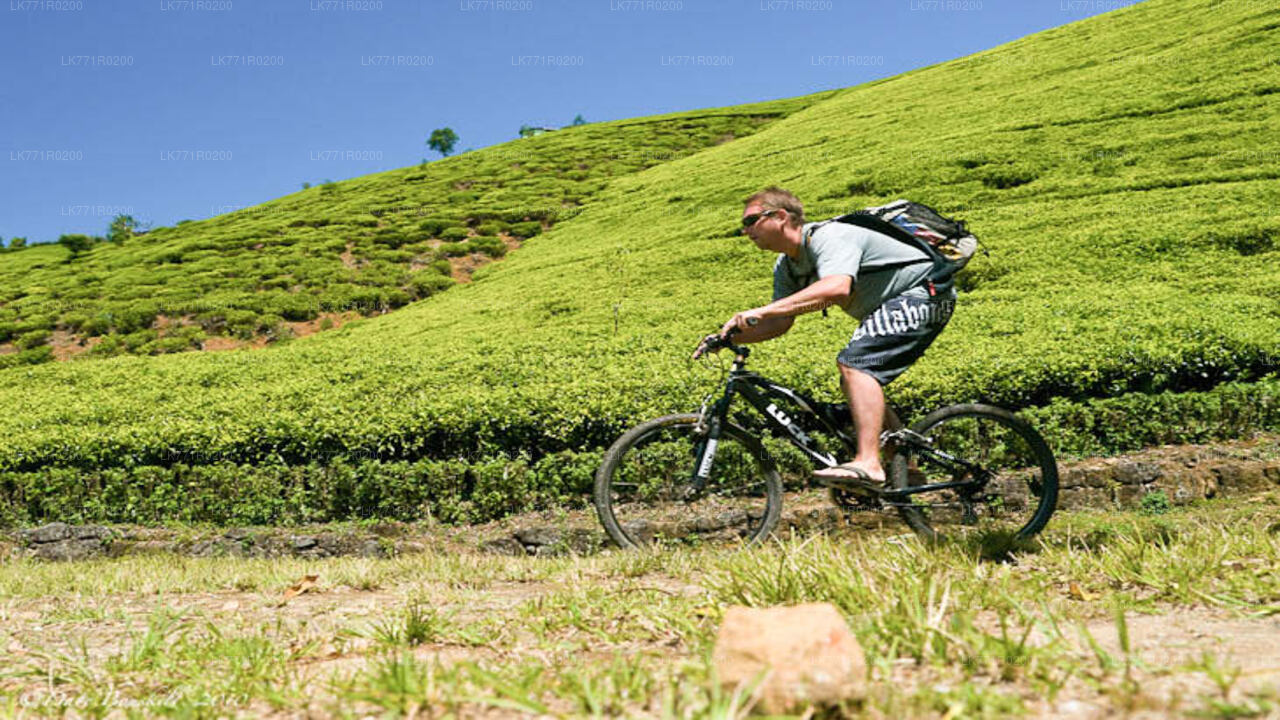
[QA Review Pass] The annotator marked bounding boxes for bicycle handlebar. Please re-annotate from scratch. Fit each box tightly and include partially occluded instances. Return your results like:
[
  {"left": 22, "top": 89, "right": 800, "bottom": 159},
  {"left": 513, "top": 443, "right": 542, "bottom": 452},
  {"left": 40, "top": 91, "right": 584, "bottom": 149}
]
[{"left": 691, "top": 316, "right": 758, "bottom": 360}]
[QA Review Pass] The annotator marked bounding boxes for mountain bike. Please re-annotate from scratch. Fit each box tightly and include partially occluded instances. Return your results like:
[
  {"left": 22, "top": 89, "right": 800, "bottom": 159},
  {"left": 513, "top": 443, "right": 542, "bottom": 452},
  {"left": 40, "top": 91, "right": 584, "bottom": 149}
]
[{"left": 592, "top": 329, "right": 1058, "bottom": 549}]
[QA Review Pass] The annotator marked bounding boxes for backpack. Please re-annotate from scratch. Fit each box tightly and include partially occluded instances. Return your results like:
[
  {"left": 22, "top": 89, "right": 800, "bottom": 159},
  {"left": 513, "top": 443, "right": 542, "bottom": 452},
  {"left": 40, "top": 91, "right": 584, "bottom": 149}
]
[{"left": 824, "top": 199, "right": 981, "bottom": 291}]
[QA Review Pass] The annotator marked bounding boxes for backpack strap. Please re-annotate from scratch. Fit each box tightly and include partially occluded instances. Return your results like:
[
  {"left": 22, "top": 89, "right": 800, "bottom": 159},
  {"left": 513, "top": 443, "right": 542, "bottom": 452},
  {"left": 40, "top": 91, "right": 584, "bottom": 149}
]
[
  {"left": 800, "top": 221, "right": 833, "bottom": 317},
  {"left": 797, "top": 221, "right": 832, "bottom": 287},
  {"left": 832, "top": 213, "right": 955, "bottom": 285}
]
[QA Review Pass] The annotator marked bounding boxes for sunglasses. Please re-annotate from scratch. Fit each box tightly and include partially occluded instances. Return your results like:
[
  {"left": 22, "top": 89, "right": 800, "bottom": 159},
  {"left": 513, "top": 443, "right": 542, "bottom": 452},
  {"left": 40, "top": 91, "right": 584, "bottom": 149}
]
[{"left": 740, "top": 209, "right": 777, "bottom": 231}]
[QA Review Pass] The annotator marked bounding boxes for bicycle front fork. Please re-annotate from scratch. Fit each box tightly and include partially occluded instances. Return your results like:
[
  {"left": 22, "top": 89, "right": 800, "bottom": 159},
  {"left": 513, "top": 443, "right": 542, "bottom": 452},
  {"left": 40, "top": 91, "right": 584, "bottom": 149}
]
[{"left": 688, "top": 415, "right": 723, "bottom": 496}]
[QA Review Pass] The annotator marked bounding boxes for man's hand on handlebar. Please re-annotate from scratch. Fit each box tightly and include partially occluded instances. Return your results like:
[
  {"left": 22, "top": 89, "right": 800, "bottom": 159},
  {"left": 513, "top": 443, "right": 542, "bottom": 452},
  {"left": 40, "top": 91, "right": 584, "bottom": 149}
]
[
  {"left": 691, "top": 311, "right": 764, "bottom": 360},
  {"left": 719, "top": 309, "right": 765, "bottom": 338},
  {"left": 690, "top": 333, "right": 725, "bottom": 361}
]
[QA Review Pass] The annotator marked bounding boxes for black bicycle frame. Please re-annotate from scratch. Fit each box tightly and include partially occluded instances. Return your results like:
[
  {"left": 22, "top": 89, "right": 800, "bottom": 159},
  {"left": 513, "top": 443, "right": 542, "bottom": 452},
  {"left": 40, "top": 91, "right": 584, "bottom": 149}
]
[
  {"left": 689, "top": 355, "right": 855, "bottom": 488},
  {"left": 688, "top": 348, "right": 991, "bottom": 500},
  {"left": 881, "top": 434, "right": 991, "bottom": 498}
]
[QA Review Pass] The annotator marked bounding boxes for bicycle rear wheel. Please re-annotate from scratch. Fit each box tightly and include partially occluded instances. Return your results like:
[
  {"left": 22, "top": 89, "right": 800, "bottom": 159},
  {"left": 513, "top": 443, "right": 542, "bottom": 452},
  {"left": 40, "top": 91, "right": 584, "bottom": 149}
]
[
  {"left": 593, "top": 413, "right": 783, "bottom": 550},
  {"left": 889, "top": 404, "right": 1058, "bottom": 543}
]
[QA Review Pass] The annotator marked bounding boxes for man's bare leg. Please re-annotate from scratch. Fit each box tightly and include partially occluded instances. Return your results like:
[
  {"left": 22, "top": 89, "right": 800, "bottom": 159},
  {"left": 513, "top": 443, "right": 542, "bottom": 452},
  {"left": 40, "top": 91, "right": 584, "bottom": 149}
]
[{"left": 837, "top": 363, "right": 887, "bottom": 482}]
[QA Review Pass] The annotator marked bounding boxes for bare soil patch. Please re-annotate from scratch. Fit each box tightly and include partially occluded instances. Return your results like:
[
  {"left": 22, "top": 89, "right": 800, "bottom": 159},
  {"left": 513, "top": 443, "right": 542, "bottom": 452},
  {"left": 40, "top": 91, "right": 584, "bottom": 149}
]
[
  {"left": 445, "top": 232, "right": 523, "bottom": 283},
  {"left": 1028, "top": 610, "right": 1280, "bottom": 718},
  {"left": 339, "top": 241, "right": 359, "bottom": 269}
]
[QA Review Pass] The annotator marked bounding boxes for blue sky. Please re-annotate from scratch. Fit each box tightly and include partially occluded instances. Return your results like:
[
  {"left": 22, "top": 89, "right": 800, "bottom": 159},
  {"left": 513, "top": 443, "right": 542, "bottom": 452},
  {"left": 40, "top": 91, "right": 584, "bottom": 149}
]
[{"left": 0, "top": 0, "right": 1134, "bottom": 245}]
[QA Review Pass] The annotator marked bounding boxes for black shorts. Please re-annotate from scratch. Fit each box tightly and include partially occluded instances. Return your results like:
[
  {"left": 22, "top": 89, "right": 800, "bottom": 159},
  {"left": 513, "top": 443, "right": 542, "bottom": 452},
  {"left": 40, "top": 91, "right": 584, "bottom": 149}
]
[{"left": 836, "top": 286, "right": 956, "bottom": 385}]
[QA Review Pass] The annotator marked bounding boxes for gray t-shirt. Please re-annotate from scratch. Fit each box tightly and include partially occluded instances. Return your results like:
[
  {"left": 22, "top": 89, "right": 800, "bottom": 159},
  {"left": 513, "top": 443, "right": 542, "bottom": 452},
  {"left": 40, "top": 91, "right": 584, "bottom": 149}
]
[{"left": 772, "top": 221, "right": 933, "bottom": 320}]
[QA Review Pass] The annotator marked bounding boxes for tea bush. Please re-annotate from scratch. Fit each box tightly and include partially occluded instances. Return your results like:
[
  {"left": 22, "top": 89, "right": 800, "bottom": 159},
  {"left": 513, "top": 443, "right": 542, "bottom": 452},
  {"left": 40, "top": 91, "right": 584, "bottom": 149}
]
[
  {"left": 468, "top": 237, "right": 507, "bottom": 258},
  {"left": 14, "top": 330, "right": 51, "bottom": 350},
  {"left": 0, "top": 454, "right": 588, "bottom": 527},
  {"left": 408, "top": 273, "right": 455, "bottom": 299},
  {"left": 0, "top": 346, "right": 51, "bottom": 370},
  {"left": 437, "top": 243, "right": 470, "bottom": 258},
  {"left": 508, "top": 221, "right": 542, "bottom": 238},
  {"left": 418, "top": 218, "right": 453, "bottom": 236}
]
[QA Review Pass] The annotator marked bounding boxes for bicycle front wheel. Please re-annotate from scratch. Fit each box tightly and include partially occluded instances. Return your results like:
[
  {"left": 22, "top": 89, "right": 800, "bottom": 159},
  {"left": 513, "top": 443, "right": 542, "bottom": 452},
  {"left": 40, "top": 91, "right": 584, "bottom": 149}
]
[
  {"left": 889, "top": 404, "right": 1058, "bottom": 543},
  {"left": 593, "top": 413, "right": 783, "bottom": 550}
]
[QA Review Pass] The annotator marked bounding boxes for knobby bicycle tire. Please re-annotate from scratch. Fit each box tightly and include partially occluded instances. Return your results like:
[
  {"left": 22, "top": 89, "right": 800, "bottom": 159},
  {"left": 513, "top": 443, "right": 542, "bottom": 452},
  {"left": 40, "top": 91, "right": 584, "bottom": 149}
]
[
  {"left": 889, "top": 403, "right": 1058, "bottom": 542},
  {"left": 593, "top": 413, "right": 783, "bottom": 550}
]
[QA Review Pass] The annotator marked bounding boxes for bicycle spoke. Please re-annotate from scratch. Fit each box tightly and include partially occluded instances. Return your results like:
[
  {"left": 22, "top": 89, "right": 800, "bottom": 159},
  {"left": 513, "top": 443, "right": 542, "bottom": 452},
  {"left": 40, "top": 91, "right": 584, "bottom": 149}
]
[
  {"left": 594, "top": 415, "right": 781, "bottom": 549},
  {"left": 890, "top": 405, "right": 1058, "bottom": 544}
]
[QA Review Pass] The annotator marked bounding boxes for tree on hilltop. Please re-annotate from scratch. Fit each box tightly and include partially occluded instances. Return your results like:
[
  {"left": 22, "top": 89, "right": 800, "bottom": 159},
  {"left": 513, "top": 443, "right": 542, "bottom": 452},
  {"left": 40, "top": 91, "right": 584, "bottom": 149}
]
[
  {"left": 58, "top": 233, "right": 94, "bottom": 260},
  {"left": 107, "top": 214, "right": 140, "bottom": 245},
  {"left": 428, "top": 128, "right": 458, "bottom": 157}
]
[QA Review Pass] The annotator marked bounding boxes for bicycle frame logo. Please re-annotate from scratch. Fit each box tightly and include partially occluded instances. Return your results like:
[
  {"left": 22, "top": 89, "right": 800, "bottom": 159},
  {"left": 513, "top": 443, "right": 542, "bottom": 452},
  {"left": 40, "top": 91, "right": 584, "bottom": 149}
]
[
  {"left": 765, "top": 402, "right": 811, "bottom": 444},
  {"left": 756, "top": 382, "right": 840, "bottom": 467}
]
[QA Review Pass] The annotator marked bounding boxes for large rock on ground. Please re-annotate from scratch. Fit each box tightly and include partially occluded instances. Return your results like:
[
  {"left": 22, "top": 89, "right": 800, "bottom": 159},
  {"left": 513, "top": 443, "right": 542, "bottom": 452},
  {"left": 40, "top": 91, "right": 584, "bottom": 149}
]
[{"left": 712, "top": 602, "right": 866, "bottom": 715}]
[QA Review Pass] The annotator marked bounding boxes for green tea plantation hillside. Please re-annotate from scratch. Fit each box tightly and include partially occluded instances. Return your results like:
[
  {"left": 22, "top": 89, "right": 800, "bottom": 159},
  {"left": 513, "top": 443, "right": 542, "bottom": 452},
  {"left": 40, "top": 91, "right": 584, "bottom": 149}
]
[
  {"left": 0, "top": 94, "right": 824, "bottom": 366},
  {"left": 1, "top": 0, "right": 1278, "bottom": 526}
]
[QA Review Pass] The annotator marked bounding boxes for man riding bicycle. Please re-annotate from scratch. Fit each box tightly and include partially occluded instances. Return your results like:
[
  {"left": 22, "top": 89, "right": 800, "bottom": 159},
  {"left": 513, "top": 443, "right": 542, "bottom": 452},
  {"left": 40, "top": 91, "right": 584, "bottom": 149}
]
[{"left": 699, "top": 186, "right": 957, "bottom": 490}]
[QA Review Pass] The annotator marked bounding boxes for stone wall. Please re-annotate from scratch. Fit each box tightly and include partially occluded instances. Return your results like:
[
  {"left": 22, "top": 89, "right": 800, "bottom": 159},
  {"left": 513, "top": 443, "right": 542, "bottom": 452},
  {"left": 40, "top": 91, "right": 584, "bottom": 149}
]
[{"left": 1056, "top": 445, "right": 1280, "bottom": 511}]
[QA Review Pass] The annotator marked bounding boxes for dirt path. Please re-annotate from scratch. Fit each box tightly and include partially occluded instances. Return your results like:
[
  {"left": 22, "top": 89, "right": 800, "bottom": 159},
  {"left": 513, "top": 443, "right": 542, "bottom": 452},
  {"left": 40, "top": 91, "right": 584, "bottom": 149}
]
[
  {"left": 1028, "top": 610, "right": 1280, "bottom": 718},
  {"left": 4, "top": 570, "right": 1279, "bottom": 717}
]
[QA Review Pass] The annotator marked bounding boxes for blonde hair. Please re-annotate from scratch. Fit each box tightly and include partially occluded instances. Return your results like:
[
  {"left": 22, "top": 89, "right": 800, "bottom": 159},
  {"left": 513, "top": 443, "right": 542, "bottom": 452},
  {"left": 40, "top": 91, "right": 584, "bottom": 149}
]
[{"left": 744, "top": 186, "right": 805, "bottom": 227}]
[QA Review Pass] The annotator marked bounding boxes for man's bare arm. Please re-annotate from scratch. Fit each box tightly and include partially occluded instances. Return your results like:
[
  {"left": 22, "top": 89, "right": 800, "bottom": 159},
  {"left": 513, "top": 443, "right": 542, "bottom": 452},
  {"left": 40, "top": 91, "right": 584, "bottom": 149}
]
[
  {"left": 722, "top": 315, "right": 793, "bottom": 344},
  {"left": 760, "top": 274, "right": 852, "bottom": 320},
  {"left": 718, "top": 274, "right": 852, "bottom": 342}
]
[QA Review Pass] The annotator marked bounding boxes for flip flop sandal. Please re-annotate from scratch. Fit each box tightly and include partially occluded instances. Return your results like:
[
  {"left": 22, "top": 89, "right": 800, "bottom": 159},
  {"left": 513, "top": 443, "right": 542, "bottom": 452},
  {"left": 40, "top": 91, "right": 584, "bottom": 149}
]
[{"left": 813, "top": 462, "right": 885, "bottom": 492}]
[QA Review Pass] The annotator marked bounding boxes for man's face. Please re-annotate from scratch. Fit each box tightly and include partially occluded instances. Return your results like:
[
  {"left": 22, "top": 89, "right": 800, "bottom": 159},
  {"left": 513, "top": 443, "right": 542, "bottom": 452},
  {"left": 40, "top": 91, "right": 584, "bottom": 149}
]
[{"left": 741, "top": 203, "right": 785, "bottom": 251}]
